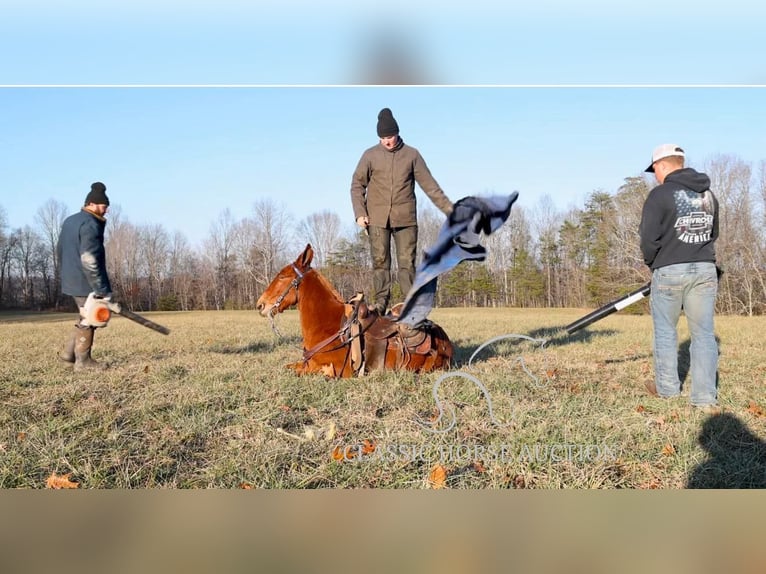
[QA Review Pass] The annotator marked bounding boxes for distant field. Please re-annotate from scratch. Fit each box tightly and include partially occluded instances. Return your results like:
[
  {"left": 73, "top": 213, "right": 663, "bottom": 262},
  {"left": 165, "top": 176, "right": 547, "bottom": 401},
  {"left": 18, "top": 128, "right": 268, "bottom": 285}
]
[{"left": 1, "top": 307, "right": 764, "bottom": 489}]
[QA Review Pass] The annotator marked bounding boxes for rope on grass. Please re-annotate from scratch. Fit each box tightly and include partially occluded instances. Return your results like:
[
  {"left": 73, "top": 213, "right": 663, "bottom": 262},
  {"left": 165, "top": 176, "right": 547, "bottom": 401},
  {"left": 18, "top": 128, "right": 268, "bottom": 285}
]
[{"left": 467, "top": 332, "right": 556, "bottom": 389}]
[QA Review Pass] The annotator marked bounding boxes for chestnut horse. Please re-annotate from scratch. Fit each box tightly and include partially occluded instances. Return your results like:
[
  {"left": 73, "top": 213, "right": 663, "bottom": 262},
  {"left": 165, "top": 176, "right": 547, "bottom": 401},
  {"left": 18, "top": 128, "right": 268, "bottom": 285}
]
[{"left": 256, "top": 244, "right": 453, "bottom": 378}]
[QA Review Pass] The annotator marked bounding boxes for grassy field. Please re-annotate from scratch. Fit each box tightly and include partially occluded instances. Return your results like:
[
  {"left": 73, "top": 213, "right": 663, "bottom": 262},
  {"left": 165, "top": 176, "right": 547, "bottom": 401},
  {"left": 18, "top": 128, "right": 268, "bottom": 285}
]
[{"left": 1, "top": 307, "right": 765, "bottom": 489}]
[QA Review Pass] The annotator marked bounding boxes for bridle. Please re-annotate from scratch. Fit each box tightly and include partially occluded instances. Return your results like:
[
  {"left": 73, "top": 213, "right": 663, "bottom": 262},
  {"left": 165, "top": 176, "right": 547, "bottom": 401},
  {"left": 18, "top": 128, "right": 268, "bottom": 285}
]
[{"left": 267, "top": 263, "right": 305, "bottom": 336}]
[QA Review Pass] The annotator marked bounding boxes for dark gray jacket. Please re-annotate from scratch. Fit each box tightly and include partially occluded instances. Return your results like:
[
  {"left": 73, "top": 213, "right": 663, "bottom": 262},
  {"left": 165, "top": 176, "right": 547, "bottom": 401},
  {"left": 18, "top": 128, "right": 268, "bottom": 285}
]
[
  {"left": 639, "top": 167, "right": 719, "bottom": 270},
  {"left": 57, "top": 208, "right": 112, "bottom": 297}
]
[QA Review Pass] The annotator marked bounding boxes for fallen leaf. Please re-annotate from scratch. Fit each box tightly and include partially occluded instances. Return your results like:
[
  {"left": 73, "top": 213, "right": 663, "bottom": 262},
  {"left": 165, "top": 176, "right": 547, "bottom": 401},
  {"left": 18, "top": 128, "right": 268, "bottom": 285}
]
[
  {"left": 661, "top": 443, "right": 676, "bottom": 457},
  {"left": 636, "top": 405, "right": 646, "bottom": 413},
  {"left": 361, "top": 439, "right": 376, "bottom": 454},
  {"left": 239, "top": 483, "right": 253, "bottom": 489},
  {"left": 278, "top": 405, "right": 291, "bottom": 412},
  {"left": 45, "top": 472, "right": 79, "bottom": 489},
  {"left": 546, "top": 369, "right": 559, "bottom": 379},
  {"left": 472, "top": 461, "right": 486, "bottom": 473},
  {"left": 669, "top": 411, "right": 681, "bottom": 421},
  {"left": 747, "top": 401, "right": 764, "bottom": 417},
  {"left": 639, "top": 479, "right": 661, "bottom": 489},
  {"left": 143, "top": 365, "right": 150, "bottom": 373},
  {"left": 331, "top": 445, "right": 357, "bottom": 462},
  {"left": 16, "top": 432, "right": 27, "bottom": 442},
  {"left": 566, "top": 382, "right": 581, "bottom": 394},
  {"left": 428, "top": 464, "right": 448, "bottom": 489},
  {"left": 512, "top": 474, "right": 527, "bottom": 489}
]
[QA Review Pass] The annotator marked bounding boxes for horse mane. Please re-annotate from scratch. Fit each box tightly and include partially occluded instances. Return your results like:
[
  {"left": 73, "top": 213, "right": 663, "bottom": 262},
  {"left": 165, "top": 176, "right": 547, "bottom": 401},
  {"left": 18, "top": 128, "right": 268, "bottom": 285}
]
[{"left": 309, "top": 268, "right": 344, "bottom": 303}]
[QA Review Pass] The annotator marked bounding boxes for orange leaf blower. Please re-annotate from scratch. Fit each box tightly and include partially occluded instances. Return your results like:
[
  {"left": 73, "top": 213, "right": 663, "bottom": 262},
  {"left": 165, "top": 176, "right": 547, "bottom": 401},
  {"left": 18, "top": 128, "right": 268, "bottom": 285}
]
[{"left": 81, "top": 293, "right": 170, "bottom": 335}]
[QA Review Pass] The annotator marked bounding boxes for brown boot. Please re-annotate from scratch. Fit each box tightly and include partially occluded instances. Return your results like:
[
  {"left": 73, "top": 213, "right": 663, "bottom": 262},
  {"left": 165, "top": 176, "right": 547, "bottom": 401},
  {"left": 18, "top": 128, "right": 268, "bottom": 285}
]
[
  {"left": 74, "top": 326, "right": 107, "bottom": 371},
  {"left": 58, "top": 326, "right": 77, "bottom": 363}
]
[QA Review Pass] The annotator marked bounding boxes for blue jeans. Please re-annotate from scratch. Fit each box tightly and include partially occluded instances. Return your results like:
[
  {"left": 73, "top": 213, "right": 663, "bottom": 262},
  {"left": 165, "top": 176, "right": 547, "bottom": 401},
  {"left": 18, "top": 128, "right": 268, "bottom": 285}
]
[{"left": 650, "top": 262, "right": 719, "bottom": 406}]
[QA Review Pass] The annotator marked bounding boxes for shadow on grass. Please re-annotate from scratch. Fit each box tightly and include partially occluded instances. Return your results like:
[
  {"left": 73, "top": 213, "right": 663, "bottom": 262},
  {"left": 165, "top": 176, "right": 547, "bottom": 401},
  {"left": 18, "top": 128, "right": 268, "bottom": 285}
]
[
  {"left": 687, "top": 412, "right": 766, "bottom": 488},
  {"left": 0, "top": 311, "right": 75, "bottom": 324},
  {"left": 212, "top": 334, "right": 303, "bottom": 355},
  {"left": 527, "top": 325, "right": 620, "bottom": 348},
  {"left": 449, "top": 325, "right": 618, "bottom": 367},
  {"left": 677, "top": 336, "right": 721, "bottom": 389}
]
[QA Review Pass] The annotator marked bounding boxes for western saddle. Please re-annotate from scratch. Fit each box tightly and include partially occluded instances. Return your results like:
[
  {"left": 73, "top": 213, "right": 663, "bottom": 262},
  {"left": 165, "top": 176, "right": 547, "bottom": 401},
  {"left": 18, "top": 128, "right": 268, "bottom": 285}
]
[{"left": 302, "top": 292, "right": 447, "bottom": 376}]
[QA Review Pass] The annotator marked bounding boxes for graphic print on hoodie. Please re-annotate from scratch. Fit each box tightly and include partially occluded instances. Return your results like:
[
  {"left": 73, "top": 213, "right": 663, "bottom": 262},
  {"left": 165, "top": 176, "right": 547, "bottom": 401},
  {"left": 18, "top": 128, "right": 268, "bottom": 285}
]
[
  {"left": 639, "top": 167, "right": 719, "bottom": 270},
  {"left": 673, "top": 189, "right": 715, "bottom": 244}
]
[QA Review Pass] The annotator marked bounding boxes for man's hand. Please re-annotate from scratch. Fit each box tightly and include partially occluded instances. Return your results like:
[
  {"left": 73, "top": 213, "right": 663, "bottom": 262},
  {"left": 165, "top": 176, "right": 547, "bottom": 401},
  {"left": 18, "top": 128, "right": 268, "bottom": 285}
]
[{"left": 356, "top": 216, "right": 369, "bottom": 228}]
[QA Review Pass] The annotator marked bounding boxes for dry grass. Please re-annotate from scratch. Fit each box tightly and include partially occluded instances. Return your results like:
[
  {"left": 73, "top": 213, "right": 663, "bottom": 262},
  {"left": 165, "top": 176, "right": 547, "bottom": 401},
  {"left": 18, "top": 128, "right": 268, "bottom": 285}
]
[{"left": 1, "top": 307, "right": 765, "bottom": 489}]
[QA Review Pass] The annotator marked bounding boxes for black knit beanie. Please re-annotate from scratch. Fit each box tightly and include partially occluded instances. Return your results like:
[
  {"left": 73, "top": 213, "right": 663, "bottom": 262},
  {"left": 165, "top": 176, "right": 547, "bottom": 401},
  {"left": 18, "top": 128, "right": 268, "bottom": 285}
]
[
  {"left": 84, "top": 182, "right": 110, "bottom": 206},
  {"left": 376, "top": 108, "right": 400, "bottom": 137}
]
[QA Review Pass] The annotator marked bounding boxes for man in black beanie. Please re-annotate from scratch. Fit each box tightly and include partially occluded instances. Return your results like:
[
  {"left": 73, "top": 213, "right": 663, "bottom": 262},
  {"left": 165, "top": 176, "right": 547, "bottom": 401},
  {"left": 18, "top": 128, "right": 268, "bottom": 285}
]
[
  {"left": 56, "top": 182, "right": 112, "bottom": 370},
  {"left": 350, "top": 108, "right": 453, "bottom": 314}
]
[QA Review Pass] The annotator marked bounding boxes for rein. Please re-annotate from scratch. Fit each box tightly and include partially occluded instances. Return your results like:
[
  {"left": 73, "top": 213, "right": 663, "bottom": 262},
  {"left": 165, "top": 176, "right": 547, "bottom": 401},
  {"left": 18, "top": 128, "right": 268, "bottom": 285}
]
[{"left": 300, "top": 296, "right": 372, "bottom": 376}]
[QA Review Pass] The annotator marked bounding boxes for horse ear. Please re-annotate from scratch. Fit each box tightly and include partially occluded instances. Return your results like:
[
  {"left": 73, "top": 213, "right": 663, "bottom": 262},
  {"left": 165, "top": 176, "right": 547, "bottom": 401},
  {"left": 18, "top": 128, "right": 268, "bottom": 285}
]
[{"left": 298, "top": 244, "right": 314, "bottom": 268}]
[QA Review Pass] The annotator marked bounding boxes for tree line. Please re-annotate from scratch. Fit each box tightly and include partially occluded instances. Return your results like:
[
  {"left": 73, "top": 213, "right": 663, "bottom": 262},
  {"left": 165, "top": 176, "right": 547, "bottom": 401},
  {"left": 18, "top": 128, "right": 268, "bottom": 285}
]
[{"left": 1, "top": 154, "right": 764, "bottom": 315}]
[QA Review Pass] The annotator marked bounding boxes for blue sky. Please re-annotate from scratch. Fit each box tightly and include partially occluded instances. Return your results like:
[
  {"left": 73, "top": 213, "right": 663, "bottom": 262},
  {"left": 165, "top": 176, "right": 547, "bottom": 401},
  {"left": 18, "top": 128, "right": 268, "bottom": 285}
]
[
  {"left": 1, "top": 3, "right": 764, "bottom": 247},
  {"left": 1, "top": 87, "right": 764, "bottom": 247}
]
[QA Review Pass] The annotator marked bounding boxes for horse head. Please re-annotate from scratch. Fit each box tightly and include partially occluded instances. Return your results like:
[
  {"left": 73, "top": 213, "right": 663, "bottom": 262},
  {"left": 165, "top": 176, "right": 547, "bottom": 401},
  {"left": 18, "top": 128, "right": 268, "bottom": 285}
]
[{"left": 256, "top": 243, "right": 314, "bottom": 317}]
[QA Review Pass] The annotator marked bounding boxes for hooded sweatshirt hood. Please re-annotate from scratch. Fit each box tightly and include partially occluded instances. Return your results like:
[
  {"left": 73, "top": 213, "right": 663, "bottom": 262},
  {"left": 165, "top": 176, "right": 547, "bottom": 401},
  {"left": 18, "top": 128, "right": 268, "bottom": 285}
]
[{"left": 664, "top": 167, "right": 711, "bottom": 193}]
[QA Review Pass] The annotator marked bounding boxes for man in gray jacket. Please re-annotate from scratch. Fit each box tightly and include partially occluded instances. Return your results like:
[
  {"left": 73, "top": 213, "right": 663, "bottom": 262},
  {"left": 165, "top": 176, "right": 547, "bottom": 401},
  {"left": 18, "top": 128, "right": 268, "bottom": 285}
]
[
  {"left": 57, "top": 182, "right": 113, "bottom": 371},
  {"left": 350, "top": 108, "right": 453, "bottom": 313}
]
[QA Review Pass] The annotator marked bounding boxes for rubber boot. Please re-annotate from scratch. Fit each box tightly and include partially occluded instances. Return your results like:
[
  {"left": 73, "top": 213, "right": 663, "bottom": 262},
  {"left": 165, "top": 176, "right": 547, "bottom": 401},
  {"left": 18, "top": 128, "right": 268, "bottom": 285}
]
[
  {"left": 74, "top": 326, "right": 107, "bottom": 371},
  {"left": 58, "top": 326, "right": 77, "bottom": 363}
]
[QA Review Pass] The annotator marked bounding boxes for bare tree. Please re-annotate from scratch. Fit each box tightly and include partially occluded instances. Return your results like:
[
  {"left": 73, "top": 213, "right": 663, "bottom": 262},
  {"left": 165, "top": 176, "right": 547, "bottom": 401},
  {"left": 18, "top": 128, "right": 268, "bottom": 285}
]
[
  {"left": 204, "top": 208, "right": 239, "bottom": 310},
  {"left": 231, "top": 217, "right": 261, "bottom": 308},
  {"left": 530, "top": 194, "right": 563, "bottom": 307},
  {"left": 296, "top": 211, "right": 342, "bottom": 268},
  {"left": 416, "top": 205, "right": 443, "bottom": 263},
  {"left": 250, "top": 199, "right": 291, "bottom": 286},
  {"left": 759, "top": 160, "right": 766, "bottom": 225},
  {"left": 612, "top": 176, "right": 652, "bottom": 284},
  {"left": 35, "top": 198, "right": 68, "bottom": 307},
  {"left": 10, "top": 226, "right": 43, "bottom": 307},
  {"left": 168, "top": 231, "right": 196, "bottom": 311},
  {"left": 139, "top": 224, "right": 170, "bottom": 309},
  {"left": 106, "top": 217, "right": 143, "bottom": 309},
  {"left": 705, "top": 155, "right": 760, "bottom": 314},
  {"left": 0, "top": 206, "right": 11, "bottom": 306}
]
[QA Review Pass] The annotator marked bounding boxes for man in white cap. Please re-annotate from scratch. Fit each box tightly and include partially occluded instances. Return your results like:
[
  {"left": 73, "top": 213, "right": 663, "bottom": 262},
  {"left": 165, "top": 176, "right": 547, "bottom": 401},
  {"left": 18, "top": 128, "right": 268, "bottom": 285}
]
[{"left": 639, "top": 144, "right": 720, "bottom": 409}]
